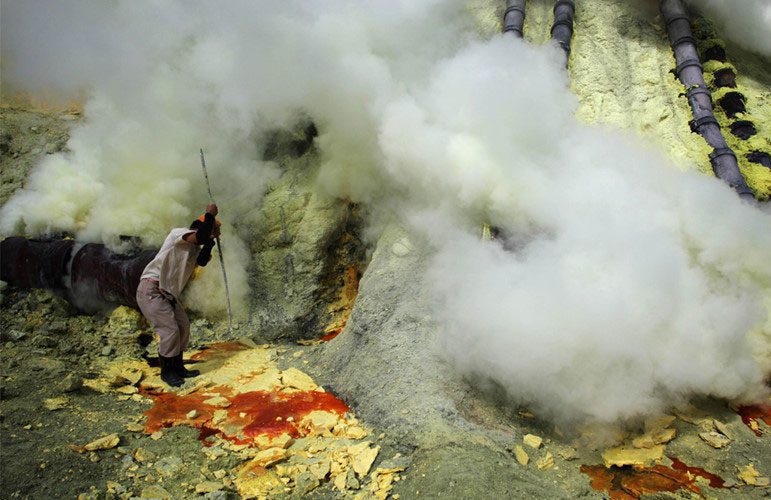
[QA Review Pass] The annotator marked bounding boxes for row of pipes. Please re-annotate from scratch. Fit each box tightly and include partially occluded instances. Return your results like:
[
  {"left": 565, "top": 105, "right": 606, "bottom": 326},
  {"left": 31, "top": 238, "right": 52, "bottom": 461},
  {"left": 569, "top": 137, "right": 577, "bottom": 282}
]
[
  {"left": 504, "top": 0, "right": 575, "bottom": 61},
  {"left": 503, "top": 0, "right": 755, "bottom": 200}
]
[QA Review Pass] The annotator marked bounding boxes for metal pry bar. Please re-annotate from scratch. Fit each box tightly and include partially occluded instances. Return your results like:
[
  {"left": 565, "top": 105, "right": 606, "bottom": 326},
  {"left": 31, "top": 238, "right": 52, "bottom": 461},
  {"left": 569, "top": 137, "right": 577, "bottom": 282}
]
[{"left": 199, "top": 148, "right": 234, "bottom": 333}]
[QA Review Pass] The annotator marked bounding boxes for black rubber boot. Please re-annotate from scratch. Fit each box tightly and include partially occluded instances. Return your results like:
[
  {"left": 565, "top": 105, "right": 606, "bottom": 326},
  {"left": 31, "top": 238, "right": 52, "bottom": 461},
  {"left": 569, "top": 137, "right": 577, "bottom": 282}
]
[
  {"left": 159, "top": 355, "right": 184, "bottom": 387},
  {"left": 174, "top": 353, "right": 200, "bottom": 378}
]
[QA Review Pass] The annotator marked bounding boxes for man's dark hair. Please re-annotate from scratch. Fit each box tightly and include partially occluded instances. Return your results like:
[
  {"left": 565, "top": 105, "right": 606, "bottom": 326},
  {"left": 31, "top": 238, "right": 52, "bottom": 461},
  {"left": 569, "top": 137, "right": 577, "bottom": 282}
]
[{"left": 190, "top": 219, "right": 203, "bottom": 230}]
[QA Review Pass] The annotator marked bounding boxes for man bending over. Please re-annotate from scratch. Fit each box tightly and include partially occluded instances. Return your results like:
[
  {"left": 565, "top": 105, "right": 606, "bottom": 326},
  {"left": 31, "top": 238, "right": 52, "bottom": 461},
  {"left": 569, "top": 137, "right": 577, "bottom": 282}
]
[{"left": 136, "top": 203, "right": 220, "bottom": 387}]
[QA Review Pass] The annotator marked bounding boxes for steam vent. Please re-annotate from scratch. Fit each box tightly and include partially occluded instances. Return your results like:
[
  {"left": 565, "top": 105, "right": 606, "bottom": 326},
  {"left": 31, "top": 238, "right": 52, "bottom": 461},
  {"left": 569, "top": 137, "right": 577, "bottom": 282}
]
[{"left": 2, "top": 1, "right": 771, "bottom": 498}]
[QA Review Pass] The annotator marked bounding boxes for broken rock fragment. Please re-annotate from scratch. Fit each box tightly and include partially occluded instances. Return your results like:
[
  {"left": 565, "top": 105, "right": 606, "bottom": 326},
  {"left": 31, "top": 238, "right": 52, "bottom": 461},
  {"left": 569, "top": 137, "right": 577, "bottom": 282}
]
[
  {"left": 699, "top": 431, "right": 730, "bottom": 448},
  {"left": 203, "top": 395, "right": 231, "bottom": 408},
  {"left": 43, "top": 397, "right": 68, "bottom": 411},
  {"left": 713, "top": 419, "right": 730, "bottom": 438},
  {"left": 738, "top": 464, "right": 769, "bottom": 486},
  {"left": 523, "top": 434, "right": 543, "bottom": 449},
  {"left": 234, "top": 464, "right": 283, "bottom": 498},
  {"left": 601, "top": 445, "right": 665, "bottom": 468},
  {"left": 249, "top": 447, "right": 288, "bottom": 468},
  {"left": 632, "top": 427, "right": 676, "bottom": 449},
  {"left": 280, "top": 368, "right": 318, "bottom": 391},
  {"left": 139, "top": 485, "right": 172, "bottom": 499},
  {"left": 513, "top": 446, "right": 529, "bottom": 465},
  {"left": 295, "top": 471, "right": 320, "bottom": 495},
  {"left": 349, "top": 441, "right": 380, "bottom": 477},
  {"left": 299, "top": 410, "right": 339, "bottom": 436},
  {"left": 536, "top": 452, "right": 554, "bottom": 470},
  {"left": 70, "top": 433, "right": 120, "bottom": 453},
  {"left": 195, "top": 481, "right": 223, "bottom": 494},
  {"left": 309, "top": 458, "right": 331, "bottom": 480}
]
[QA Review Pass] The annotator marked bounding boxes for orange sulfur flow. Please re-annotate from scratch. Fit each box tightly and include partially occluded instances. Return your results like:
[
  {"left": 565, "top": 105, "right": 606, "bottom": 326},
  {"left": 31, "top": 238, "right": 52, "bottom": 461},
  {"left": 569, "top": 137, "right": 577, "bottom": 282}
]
[
  {"left": 143, "top": 388, "right": 349, "bottom": 443},
  {"left": 581, "top": 456, "right": 724, "bottom": 499},
  {"left": 737, "top": 404, "right": 771, "bottom": 437}
]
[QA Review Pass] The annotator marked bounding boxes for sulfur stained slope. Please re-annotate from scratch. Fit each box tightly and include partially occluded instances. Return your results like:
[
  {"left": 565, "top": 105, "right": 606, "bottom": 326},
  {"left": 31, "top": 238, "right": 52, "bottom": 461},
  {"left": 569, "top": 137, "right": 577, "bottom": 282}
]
[{"left": 569, "top": 0, "right": 714, "bottom": 174}]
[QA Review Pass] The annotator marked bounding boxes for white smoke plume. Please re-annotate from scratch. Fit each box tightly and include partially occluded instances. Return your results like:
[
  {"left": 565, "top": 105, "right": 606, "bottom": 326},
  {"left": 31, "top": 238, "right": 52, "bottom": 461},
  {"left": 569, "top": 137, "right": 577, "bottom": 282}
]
[
  {"left": 686, "top": 0, "right": 771, "bottom": 57},
  {"left": 1, "top": 0, "right": 770, "bottom": 423}
]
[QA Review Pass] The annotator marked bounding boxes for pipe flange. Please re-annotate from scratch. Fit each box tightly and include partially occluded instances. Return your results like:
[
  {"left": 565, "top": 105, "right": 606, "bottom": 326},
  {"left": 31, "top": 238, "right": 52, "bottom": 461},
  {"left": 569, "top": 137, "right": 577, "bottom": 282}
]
[
  {"left": 675, "top": 58, "right": 702, "bottom": 75},
  {"left": 664, "top": 14, "right": 690, "bottom": 27},
  {"left": 709, "top": 147, "right": 737, "bottom": 160},
  {"left": 671, "top": 35, "right": 696, "bottom": 47},
  {"left": 503, "top": 26, "right": 524, "bottom": 36},
  {"left": 503, "top": 5, "right": 525, "bottom": 17},
  {"left": 685, "top": 86, "right": 713, "bottom": 104},
  {"left": 685, "top": 85, "right": 711, "bottom": 97},
  {"left": 553, "top": 0, "right": 575, "bottom": 13},
  {"left": 550, "top": 18, "right": 575, "bottom": 35},
  {"left": 689, "top": 115, "right": 718, "bottom": 133}
]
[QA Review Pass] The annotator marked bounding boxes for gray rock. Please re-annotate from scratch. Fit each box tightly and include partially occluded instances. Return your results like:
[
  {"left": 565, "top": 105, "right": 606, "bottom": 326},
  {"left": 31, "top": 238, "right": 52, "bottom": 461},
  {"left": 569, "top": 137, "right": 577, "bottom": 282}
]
[
  {"left": 101, "top": 345, "right": 114, "bottom": 356},
  {"left": 294, "top": 471, "right": 319, "bottom": 495},
  {"left": 154, "top": 455, "right": 183, "bottom": 477},
  {"left": 60, "top": 373, "right": 83, "bottom": 393},
  {"left": 33, "top": 336, "right": 58, "bottom": 349},
  {"left": 2, "top": 330, "right": 27, "bottom": 342},
  {"left": 345, "top": 467, "right": 360, "bottom": 490},
  {"left": 248, "top": 140, "right": 366, "bottom": 342}
]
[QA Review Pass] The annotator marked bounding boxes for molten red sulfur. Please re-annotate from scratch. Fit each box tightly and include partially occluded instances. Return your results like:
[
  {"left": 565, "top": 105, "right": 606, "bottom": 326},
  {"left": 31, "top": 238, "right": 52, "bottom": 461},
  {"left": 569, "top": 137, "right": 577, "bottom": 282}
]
[
  {"left": 320, "top": 329, "right": 342, "bottom": 342},
  {"left": 143, "top": 388, "right": 349, "bottom": 444},
  {"left": 669, "top": 456, "right": 725, "bottom": 488},
  {"left": 232, "top": 390, "right": 349, "bottom": 437},
  {"left": 142, "top": 386, "right": 231, "bottom": 434},
  {"left": 737, "top": 404, "right": 771, "bottom": 437},
  {"left": 581, "top": 456, "right": 724, "bottom": 499},
  {"left": 189, "top": 341, "right": 249, "bottom": 361}
]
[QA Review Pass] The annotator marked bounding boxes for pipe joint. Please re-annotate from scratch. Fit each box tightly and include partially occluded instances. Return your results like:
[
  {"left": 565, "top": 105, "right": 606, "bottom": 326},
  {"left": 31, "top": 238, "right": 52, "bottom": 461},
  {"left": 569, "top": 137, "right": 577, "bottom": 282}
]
[
  {"left": 553, "top": 0, "right": 575, "bottom": 12},
  {"left": 689, "top": 115, "right": 719, "bottom": 133},
  {"left": 671, "top": 35, "right": 696, "bottom": 48},
  {"left": 503, "top": 5, "right": 525, "bottom": 17},
  {"left": 503, "top": 26, "right": 524, "bottom": 37},
  {"left": 685, "top": 85, "right": 711, "bottom": 99},
  {"left": 664, "top": 14, "right": 690, "bottom": 27},
  {"left": 674, "top": 58, "right": 702, "bottom": 76},
  {"left": 709, "top": 147, "right": 737, "bottom": 162},
  {"left": 551, "top": 19, "right": 574, "bottom": 36}
]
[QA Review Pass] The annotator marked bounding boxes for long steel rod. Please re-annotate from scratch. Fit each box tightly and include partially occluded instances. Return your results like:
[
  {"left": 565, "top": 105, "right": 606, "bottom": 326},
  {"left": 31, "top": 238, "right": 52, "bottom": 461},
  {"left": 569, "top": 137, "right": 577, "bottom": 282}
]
[{"left": 199, "top": 148, "right": 234, "bottom": 333}]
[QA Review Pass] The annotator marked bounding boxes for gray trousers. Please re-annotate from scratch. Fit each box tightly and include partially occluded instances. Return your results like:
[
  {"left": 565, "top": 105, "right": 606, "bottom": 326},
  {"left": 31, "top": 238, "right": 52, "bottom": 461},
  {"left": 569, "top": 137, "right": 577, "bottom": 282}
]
[{"left": 136, "top": 279, "right": 190, "bottom": 357}]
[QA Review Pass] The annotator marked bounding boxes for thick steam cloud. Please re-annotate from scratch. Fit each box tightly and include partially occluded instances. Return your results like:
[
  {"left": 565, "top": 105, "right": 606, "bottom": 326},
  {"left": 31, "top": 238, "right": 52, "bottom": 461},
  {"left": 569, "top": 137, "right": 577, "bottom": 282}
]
[
  {"left": 685, "top": 0, "right": 771, "bottom": 57},
  {"left": 2, "top": 0, "right": 770, "bottom": 424}
]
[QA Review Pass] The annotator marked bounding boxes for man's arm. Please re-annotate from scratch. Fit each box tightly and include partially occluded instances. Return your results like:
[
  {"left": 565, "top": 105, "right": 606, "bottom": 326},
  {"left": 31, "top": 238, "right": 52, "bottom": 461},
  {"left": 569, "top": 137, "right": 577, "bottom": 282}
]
[{"left": 197, "top": 239, "right": 215, "bottom": 266}]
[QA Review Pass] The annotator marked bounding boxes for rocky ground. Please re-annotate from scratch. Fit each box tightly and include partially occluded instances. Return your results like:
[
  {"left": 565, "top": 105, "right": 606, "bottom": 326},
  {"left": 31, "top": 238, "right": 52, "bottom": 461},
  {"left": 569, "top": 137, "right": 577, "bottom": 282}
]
[
  {"left": 1, "top": 277, "right": 770, "bottom": 500},
  {"left": 0, "top": 105, "right": 75, "bottom": 209},
  {"left": 0, "top": 287, "right": 406, "bottom": 499}
]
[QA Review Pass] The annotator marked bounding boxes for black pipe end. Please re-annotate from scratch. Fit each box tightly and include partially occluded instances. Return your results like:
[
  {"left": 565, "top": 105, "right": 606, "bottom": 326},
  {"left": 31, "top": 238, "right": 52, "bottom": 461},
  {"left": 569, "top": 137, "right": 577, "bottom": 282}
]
[
  {"left": 718, "top": 91, "right": 746, "bottom": 118},
  {"left": 713, "top": 67, "right": 736, "bottom": 88},
  {"left": 702, "top": 45, "right": 727, "bottom": 62},
  {"left": 746, "top": 151, "right": 771, "bottom": 169},
  {"left": 729, "top": 121, "right": 757, "bottom": 140}
]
